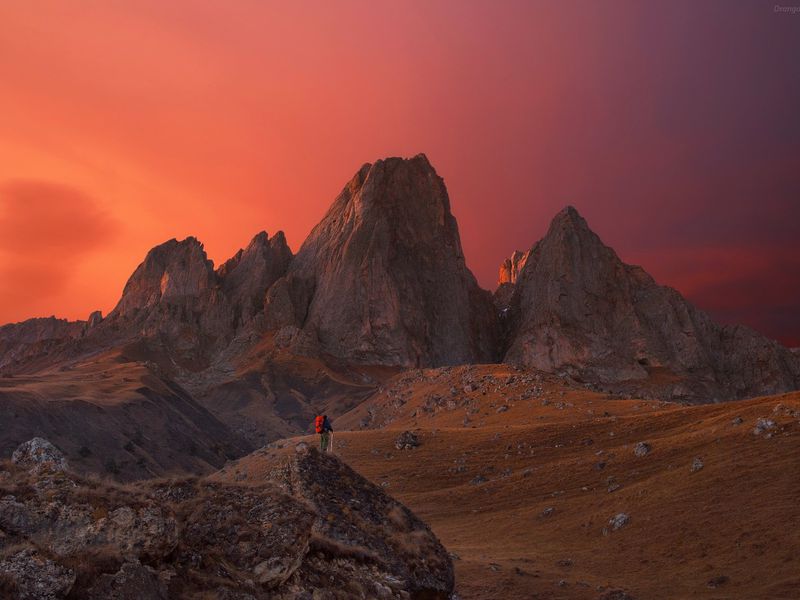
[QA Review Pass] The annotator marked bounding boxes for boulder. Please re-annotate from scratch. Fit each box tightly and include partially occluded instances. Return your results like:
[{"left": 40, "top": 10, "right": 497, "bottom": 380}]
[{"left": 11, "top": 438, "right": 68, "bottom": 473}]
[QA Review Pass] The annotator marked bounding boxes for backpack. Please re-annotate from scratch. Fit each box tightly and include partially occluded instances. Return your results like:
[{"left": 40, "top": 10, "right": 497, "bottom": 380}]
[{"left": 315, "top": 415, "right": 325, "bottom": 434}]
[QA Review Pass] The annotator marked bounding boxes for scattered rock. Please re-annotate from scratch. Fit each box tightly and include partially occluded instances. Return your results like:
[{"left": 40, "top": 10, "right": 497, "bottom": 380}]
[
  {"left": 633, "top": 442, "right": 651, "bottom": 457},
  {"left": 394, "top": 431, "right": 420, "bottom": 450},
  {"left": 470, "top": 475, "right": 488, "bottom": 486},
  {"left": 496, "top": 405, "right": 509, "bottom": 413},
  {"left": 294, "top": 441, "right": 309, "bottom": 454},
  {"left": 690, "top": 457, "right": 704, "bottom": 473},
  {"left": 753, "top": 418, "right": 777, "bottom": 436},
  {"left": 608, "top": 513, "right": 630, "bottom": 531},
  {"left": 541, "top": 507, "right": 554, "bottom": 517},
  {"left": 731, "top": 416, "right": 743, "bottom": 426}
]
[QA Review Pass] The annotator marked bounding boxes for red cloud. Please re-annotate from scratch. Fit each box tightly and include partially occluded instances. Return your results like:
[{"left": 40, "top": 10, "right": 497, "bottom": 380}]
[{"left": 0, "top": 180, "right": 118, "bottom": 314}]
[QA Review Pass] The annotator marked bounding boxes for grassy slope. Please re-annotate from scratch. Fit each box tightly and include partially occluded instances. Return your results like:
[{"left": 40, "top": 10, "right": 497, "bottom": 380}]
[{"left": 231, "top": 365, "right": 800, "bottom": 599}]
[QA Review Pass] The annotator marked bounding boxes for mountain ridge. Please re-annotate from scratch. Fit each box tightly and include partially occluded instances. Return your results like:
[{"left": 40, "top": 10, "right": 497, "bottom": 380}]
[{"left": 1, "top": 154, "right": 798, "bottom": 469}]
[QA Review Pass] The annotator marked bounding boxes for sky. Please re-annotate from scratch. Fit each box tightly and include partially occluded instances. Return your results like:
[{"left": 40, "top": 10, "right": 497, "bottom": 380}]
[{"left": 0, "top": 0, "right": 798, "bottom": 346}]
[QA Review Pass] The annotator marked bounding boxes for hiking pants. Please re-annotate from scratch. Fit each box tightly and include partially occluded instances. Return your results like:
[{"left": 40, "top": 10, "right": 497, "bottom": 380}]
[{"left": 320, "top": 431, "right": 330, "bottom": 452}]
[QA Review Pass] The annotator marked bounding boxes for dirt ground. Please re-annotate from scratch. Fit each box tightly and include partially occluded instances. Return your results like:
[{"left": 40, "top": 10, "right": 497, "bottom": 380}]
[{"left": 232, "top": 365, "right": 800, "bottom": 599}]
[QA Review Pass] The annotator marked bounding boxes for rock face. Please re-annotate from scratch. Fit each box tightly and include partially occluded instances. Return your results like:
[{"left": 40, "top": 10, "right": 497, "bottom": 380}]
[
  {"left": 0, "top": 317, "right": 88, "bottom": 373},
  {"left": 245, "top": 443, "right": 454, "bottom": 598},
  {"left": 0, "top": 439, "right": 454, "bottom": 599},
  {"left": 498, "top": 249, "right": 531, "bottom": 285},
  {"left": 265, "top": 154, "right": 498, "bottom": 367},
  {"left": 502, "top": 206, "right": 800, "bottom": 401},
  {"left": 11, "top": 438, "right": 68, "bottom": 473},
  {"left": 93, "top": 232, "right": 292, "bottom": 369},
  {"left": 218, "top": 231, "right": 293, "bottom": 327}
]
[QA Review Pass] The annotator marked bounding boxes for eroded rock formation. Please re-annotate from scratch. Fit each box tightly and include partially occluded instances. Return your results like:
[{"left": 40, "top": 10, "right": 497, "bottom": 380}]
[
  {"left": 502, "top": 206, "right": 800, "bottom": 401},
  {"left": 265, "top": 154, "right": 499, "bottom": 367}
]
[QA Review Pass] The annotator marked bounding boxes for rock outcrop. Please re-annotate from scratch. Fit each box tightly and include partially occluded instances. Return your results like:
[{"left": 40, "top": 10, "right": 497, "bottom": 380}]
[
  {"left": 89, "top": 232, "right": 292, "bottom": 370},
  {"left": 0, "top": 317, "right": 89, "bottom": 373},
  {"left": 265, "top": 154, "right": 498, "bottom": 367},
  {"left": 11, "top": 438, "right": 68, "bottom": 473},
  {"left": 0, "top": 439, "right": 454, "bottom": 599},
  {"left": 498, "top": 249, "right": 531, "bottom": 285},
  {"left": 502, "top": 206, "right": 800, "bottom": 401},
  {"left": 218, "top": 231, "right": 293, "bottom": 327},
  {"left": 495, "top": 249, "right": 532, "bottom": 311}
]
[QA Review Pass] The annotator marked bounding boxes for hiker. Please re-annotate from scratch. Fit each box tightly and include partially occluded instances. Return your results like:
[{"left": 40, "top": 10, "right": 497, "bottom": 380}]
[{"left": 315, "top": 414, "right": 334, "bottom": 452}]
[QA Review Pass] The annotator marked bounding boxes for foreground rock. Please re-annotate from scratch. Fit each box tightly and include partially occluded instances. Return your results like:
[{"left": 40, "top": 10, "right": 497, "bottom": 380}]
[{"left": 0, "top": 439, "right": 453, "bottom": 599}]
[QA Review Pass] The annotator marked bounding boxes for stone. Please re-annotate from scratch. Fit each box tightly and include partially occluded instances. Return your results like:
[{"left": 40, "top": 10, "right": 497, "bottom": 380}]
[
  {"left": 608, "top": 513, "right": 630, "bottom": 531},
  {"left": 691, "top": 457, "right": 704, "bottom": 472},
  {"left": 633, "top": 442, "right": 651, "bottom": 457},
  {"left": 11, "top": 438, "right": 68, "bottom": 473},
  {"left": 0, "top": 549, "right": 75, "bottom": 600},
  {"left": 394, "top": 431, "right": 420, "bottom": 450},
  {"left": 86, "top": 561, "right": 168, "bottom": 600},
  {"left": 0, "top": 447, "right": 454, "bottom": 598},
  {"left": 753, "top": 418, "right": 777, "bottom": 435}
]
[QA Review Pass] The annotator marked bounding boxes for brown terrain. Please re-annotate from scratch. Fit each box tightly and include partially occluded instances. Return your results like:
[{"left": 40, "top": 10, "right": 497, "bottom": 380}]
[
  {"left": 227, "top": 364, "right": 800, "bottom": 599},
  {"left": 1, "top": 154, "right": 799, "bottom": 598}
]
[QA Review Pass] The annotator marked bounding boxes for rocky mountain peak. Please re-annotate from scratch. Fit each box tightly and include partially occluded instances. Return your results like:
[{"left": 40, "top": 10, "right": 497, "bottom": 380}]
[
  {"left": 111, "top": 237, "right": 216, "bottom": 318},
  {"left": 503, "top": 207, "right": 800, "bottom": 400},
  {"left": 219, "top": 230, "right": 293, "bottom": 326},
  {"left": 266, "top": 154, "right": 498, "bottom": 367},
  {"left": 498, "top": 249, "right": 531, "bottom": 285}
]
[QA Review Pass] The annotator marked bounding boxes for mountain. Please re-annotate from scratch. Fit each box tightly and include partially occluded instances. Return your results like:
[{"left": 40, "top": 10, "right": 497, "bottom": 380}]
[
  {"left": 0, "top": 316, "right": 96, "bottom": 373},
  {"left": 2, "top": 157, "right": 799, "bottom": 479},
  {"left": 263, "top": 154, "right": 499, "bottom": 367},
  {"left": 500, "top": 206, "right": 800, "bottom": 401}
]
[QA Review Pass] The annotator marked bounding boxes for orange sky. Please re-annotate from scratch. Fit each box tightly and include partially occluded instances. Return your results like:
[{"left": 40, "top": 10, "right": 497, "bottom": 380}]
[{"left": 1, "top": 1, "right": 798, "bottom": 346}]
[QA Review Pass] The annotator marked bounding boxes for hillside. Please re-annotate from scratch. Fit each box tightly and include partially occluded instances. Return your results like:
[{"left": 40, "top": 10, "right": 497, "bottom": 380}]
[{"left": 227, "top": 365, "right": 800, "bottom": 599}]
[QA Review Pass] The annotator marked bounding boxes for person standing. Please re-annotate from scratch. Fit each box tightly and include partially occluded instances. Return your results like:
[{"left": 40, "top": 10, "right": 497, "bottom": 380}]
[{"left": 314, "top": 414, "right": 334, "bottom": 452}]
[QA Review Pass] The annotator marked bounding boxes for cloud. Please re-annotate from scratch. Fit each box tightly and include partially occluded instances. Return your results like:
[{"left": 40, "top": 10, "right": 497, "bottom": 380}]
[
  {"left": 0, "top": 180, "right": 118, "bottom": 307},
  {"left": 0, "top": 180, "right": 117, "bottom": 256}
]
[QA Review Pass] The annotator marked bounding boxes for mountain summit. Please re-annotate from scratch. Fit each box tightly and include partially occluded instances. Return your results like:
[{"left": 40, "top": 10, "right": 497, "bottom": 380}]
[
  {"left": 501, "top": 206, "right": 800, "bottom": 400},
  {"left": 265, "top": 154, "right": 499, "bottom": 367}
]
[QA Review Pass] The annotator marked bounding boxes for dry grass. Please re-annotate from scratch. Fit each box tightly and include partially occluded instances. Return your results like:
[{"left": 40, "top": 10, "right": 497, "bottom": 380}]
[
  {"left": 308, "top": 531, "right": 380, "bottom": 565},
  {"left": 326, "top": 373, "right": 800, "bottom": 600}
]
